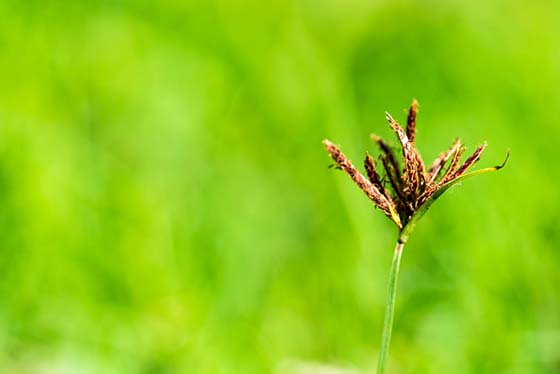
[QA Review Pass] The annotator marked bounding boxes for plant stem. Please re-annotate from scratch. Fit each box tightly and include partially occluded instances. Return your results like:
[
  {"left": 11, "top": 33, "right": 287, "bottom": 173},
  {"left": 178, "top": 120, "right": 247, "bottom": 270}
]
[{"left": 376, "top": 239, "right": 405, "bottom": 374}]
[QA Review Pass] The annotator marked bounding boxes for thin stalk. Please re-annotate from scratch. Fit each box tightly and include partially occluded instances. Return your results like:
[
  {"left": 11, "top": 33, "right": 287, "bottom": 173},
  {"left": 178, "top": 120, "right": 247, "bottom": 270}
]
[{"left": 376, "top": 239, "right": 405, "bottom": 374}]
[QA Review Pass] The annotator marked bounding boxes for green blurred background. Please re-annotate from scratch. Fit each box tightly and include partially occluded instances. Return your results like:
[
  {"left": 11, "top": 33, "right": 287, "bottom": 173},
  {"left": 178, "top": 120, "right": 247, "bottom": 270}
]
[{"left": 0, "top": 1, "right": 559, "bottom": 373}]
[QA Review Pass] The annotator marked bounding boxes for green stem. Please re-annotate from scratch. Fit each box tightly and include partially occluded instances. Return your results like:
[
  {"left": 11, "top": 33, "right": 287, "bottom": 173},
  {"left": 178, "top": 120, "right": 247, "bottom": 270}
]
[{"left": 376, "top": 239, "right": 405, "bottom": 374}]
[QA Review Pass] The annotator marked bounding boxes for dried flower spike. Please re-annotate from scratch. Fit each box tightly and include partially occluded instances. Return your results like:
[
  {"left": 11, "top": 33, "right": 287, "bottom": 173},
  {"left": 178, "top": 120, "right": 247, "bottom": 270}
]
[
  {"left": 323, "top": 100, "right": 508, "bottom": 242},
  {"left": 322, "top": 100, "right": 508, "bottom": 374}
]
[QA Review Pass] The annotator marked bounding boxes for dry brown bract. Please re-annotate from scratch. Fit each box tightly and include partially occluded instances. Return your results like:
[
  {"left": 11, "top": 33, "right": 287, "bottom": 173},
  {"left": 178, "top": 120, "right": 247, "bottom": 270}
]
[{"left": 323, "top": 100, "right": 490, "bottom": 229}]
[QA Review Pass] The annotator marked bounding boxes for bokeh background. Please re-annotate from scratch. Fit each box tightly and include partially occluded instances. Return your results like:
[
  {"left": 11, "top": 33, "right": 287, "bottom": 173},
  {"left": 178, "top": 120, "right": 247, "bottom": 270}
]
[{"left": 0, "top": 1, "right": 559, "bottom": 373}]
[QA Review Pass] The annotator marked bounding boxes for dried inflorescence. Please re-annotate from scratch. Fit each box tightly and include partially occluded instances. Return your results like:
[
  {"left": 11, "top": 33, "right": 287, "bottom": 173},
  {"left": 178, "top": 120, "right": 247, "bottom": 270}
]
[{"left": 323, "top": 100, "right": 501, "bottom": 230}]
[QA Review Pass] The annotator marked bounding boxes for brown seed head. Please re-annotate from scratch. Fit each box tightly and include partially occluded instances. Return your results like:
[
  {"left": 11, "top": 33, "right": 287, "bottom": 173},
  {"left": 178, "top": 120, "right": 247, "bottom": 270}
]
[{"left": 323, "top": 100, "right": 503, "bottom": 230}]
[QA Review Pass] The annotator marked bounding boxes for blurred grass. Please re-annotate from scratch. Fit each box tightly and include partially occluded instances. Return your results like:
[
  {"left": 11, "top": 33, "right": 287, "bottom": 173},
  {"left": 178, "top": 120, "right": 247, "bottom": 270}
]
[{"left": 0, "top": 0, "right": 559, "bottom": 372}]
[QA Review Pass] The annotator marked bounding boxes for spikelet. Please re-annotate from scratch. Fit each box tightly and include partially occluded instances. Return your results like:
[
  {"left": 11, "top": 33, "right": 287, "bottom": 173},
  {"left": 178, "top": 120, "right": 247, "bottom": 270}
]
[{"left": 323, "top": 140, "right": 402, "bottom": 228}]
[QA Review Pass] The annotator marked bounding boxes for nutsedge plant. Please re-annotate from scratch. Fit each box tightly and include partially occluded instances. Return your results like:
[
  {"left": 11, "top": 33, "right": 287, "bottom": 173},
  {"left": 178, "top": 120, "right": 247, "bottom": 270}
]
[{"left": 322, "top": 100, "right": 508, "bottom": 374}]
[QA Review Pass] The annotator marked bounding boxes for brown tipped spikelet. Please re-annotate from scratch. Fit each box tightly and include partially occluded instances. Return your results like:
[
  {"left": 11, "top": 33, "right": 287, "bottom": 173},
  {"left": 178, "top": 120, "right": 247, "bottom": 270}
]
[
  {"left": 323, "top": 140, "right": 402, "bottom": 227},
  {"left": 427, "top": 139, "right": 461, "bottom": 184},
  {"left": 364, "top": 152, "right": 384, "bottom": 192},
  {"left": 323, "top": 100, "right": 507, "bottom": 230},
  {"left": 406, "top": 99, "right": 418, "bottom": 142}
]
